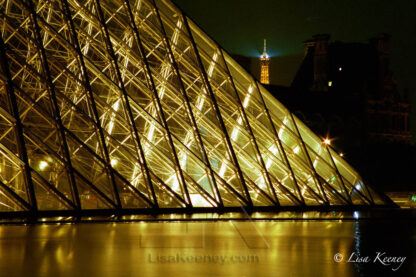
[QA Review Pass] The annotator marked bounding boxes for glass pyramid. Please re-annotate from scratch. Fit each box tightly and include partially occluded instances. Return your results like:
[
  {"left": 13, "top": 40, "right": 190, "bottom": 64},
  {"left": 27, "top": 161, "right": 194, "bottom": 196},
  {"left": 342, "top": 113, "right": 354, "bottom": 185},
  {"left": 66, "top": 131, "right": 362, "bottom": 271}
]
[{"left": 0, "top": 0, "right": 391, "bottom": 215}]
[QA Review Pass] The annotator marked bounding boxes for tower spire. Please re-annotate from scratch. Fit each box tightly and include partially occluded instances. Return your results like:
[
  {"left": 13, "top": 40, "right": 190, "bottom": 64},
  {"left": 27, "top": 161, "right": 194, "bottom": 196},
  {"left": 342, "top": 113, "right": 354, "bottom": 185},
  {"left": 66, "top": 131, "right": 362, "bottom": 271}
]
[{"left": 260, "top": 39, "right": 270, "bottom": 84}]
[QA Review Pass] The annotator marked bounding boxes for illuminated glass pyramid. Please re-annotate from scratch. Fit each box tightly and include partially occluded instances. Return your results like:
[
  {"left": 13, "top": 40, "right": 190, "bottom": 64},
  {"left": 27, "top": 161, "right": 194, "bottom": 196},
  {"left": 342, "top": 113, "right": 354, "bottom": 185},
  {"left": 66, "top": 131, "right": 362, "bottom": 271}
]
[{"left": 0, "top": 0, "right": 391, "bottom": 214}]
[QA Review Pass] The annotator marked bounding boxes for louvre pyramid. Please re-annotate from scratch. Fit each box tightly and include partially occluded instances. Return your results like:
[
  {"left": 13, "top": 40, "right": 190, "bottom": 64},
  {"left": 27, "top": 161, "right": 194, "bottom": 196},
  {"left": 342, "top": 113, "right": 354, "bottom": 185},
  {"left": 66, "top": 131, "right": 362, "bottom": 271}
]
[{"left": 0, "top": 0, "right": 391, "bottom": 215}]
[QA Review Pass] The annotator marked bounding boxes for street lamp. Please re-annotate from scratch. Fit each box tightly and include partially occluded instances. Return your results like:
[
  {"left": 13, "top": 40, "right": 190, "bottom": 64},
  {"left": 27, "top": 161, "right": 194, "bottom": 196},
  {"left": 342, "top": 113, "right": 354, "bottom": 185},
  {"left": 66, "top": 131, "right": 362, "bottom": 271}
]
[{"left": 323, "top": 138, "right": 331, "bottom": 146}]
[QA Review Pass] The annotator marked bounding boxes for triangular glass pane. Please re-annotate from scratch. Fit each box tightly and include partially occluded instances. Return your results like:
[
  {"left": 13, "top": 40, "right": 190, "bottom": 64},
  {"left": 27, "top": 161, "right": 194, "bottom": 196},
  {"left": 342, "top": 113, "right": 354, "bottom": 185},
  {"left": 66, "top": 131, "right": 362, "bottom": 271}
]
[
  {"left": 0, "top": 189, "right": 24, "bottom": 212},
  {"left": 65, "top": 134, "right": 117, "bottom": 203},
  {"left": 74, "top": 173, "right": 114, "bottom": 210},
  {"left": 0, "top": 145, "right": 29, "bottom": 203},
  {"left": 32, "top": 175, "right": 72, "bottom": 211},
  {"left": 113, "top": 173, "right": 152, "bottom": 209}
]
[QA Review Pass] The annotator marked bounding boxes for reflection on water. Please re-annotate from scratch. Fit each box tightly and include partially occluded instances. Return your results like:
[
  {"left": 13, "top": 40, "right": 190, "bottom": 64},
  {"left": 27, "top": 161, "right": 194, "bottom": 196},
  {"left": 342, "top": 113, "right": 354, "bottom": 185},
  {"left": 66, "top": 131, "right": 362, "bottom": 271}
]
[{"left": 0, "top": 219, "right": 414, "bottom": 277}]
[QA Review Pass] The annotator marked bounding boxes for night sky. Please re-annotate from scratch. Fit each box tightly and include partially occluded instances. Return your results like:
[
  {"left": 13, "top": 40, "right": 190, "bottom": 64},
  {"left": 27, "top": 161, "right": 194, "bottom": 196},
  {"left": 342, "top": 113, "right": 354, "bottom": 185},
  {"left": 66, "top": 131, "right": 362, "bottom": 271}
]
[{"left": 173, "top": 0, "right": 416, "bottom": 142}]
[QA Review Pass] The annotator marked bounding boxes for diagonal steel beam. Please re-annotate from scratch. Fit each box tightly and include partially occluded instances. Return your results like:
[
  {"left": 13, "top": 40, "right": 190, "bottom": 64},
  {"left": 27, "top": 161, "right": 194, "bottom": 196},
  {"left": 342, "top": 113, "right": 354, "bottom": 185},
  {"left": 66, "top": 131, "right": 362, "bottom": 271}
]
[
  {"left": 177, "top": 10, "right": 253, "bottom": 207},
  {"left": 0, "top": 29, "right": 38, "bottom": 215},
  {"left": 219, "top": 48, "right": 279, "bottom": 206},
  {"left": 123, "top": 0, "right": 222, "bottom": 207},
  {"left": 22, "top": 0, "right": 82, "bottom": 211}
]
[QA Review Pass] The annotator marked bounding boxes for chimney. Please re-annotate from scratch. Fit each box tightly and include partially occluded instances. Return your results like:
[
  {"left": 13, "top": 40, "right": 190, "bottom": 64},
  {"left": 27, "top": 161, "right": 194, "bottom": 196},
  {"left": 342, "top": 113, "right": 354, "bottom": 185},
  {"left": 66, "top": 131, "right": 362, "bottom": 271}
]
[
  {"left": 312, "top": 34, "right": 330, "bottom": 92},
  {"left": 372, "top": 33, "right": 393, "bottom": 91},
  {"left": 303, "top": 39, "right": 316, "bottom": 56}
]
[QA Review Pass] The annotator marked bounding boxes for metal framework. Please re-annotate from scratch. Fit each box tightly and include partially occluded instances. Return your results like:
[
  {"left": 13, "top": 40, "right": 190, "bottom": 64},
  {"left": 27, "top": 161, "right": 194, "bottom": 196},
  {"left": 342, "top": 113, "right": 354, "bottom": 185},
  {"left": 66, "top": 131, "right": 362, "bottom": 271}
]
[
  {"left": 0, "top": 0, "right": 392, "bottom": 217},
  {"left": 260, "top": 39, "right": 270, "bottom": 85}
]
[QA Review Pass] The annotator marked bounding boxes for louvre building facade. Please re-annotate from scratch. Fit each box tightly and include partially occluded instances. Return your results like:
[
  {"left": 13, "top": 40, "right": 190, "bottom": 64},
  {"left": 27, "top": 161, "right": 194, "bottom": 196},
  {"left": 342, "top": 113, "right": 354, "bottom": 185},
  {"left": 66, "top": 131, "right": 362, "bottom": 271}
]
[{"left": 0, "top": 0, "right": 391, "bottom": 216}]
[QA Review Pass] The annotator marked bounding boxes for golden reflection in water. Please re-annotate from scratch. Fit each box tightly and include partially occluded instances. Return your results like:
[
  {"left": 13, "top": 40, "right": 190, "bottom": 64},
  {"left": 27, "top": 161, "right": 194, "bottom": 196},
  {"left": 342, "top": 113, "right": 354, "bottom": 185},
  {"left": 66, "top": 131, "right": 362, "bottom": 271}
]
[{"left": 0, "top": 221, "right": 361, "bottom": 277}]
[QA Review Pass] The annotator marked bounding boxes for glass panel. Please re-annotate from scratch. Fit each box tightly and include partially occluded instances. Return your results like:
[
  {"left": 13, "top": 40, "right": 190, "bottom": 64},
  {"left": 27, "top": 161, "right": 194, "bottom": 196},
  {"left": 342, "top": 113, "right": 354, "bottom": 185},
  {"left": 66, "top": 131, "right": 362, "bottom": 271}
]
[
  {"left": 32, "top": 173, "right": 71, "bottom": 211},
  {"left": 0, "top": 145, "right": 28, "bottom": 204},
  {"left": 0, "top": 0, "right": 388, "bottom": 213}
]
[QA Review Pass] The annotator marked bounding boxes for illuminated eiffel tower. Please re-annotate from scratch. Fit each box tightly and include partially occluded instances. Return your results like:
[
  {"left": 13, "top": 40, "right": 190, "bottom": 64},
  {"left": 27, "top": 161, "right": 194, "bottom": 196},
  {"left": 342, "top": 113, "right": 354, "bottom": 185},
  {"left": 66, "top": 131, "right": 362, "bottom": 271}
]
[
  {"left": 0, "top": 0, "right": 393, "bottom": 217},
  {"left": 260, "top": 39, "right": 270, "bottom": 84}
]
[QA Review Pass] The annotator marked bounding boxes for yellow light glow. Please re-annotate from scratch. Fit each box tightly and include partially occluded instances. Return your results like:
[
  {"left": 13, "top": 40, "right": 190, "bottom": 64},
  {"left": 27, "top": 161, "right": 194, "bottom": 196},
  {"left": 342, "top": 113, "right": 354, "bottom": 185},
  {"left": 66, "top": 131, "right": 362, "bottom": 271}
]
[
  {"left": 207, "top": 52, "right": 218, "bottom": 77},
  {"left": 190, "top": 194, "right": 212, "bottom": 207},
  {"left": 258, "top": 178, "right": 266, "bottom": 189},
  {"left": 260, "top": 39, "right": 270, "bottom": 84},
  {"left": 107, "top": 100, "right": 120, "bottom": 136},
  {"left": 131, "top": 164, "right": 140, "bottom": 188},
  {"left": 293, "top": 146, "right": 300, "bottom": 154},
  {"left": 0, "top": 0, "right": 384, "bottom": 214},
  {"left": 323, "top": 138, "right": 331, "bottom": 145},
  {"left": 172, "top": 175, "right": 180, "bottom": 191},
  {"left": 219, "top": 163, "right": 226, "bottom": 177},
  {"left": 278, "top": 117, "right": 288, "bottom": 139},
  {"left": 266, "top": 145, "right": 278, "bottom": 169},
  {"left": 243, "top": 95, "right": 250, "bottom": 108},
  {"left": 39, "top": 161, "right": 48, "bottom": 170},
  {"left": 231, "top": 128, "right": 239, "bottom": 141}
]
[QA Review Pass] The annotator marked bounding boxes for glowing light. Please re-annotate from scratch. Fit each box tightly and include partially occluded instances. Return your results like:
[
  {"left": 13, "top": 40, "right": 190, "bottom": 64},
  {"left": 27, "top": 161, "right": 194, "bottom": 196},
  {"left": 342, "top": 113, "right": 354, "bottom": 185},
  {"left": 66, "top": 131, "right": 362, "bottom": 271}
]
[
  {"left": 108, "top": 122, "right": 114, "bottom": 134},
  {"left": 328, "top": 81, "right": 333, "bottom": 87},
  {"left": 353, "top": 211, "right": 360, "bottom": 219},
  {"left": 131, "top": 164, "right": 140, "bottom": 188},
  {"left": 340, "top": 153, "right": 344, "bottom": 157},
  {"left": 107, "top": 100, "right": 120, "bottom": 135},
  {"left": 39, "top": 161, "right": 48, "bottom": 170},
  {"left": 110, "top": 159, "right": 118, "bottom": 166},
  {"left": 168, "top": 174, "right": 180, "bottom": 191},
  {"left": 231, "top": 128, "right": 239, "bottom": 141},
  {"left": 190, "top": 194, "right": 212, "bottom": 207},
  {"left": 258, "top": 178, "right": 266, "bottom": 189},
  {"left": 147, "top": 125, "right": 155, "bottom": 143},
  {"left": 171, "top": 20, "right": 182, "bottom": 46},
  {"left": 242, "top": 86, "right": 253, "bottom": 108},
  {"left": 323, "top": 138, "right": 331, "bottom": 145},
  {"left": 338, "top": 67, "right": 343, "bottom": 71},
  {"left": 260, "top": 53, "right": 269, "bottom": 60},
  {"left": 260, "top": 39, "right": 270, "bottom": 84},
  {"left": 293, "top": 146, "right": 300, "bottom": 154},
  {"left": 197, "top": 91, "right": 206, "bottom": 110},
  {"left": 278, "top": 117, "right": 288, "bottom": 139},
  {"left": 266, "top": 145, "right": 278, "bottom": 169},
  {"left": 231, "top": 118, "right": 243, "bottom": 141},
  {"left": 243, "top": 95, "right": 250, "bottom": 108},
  {"left": 219, "top": 163, "right": 226, "bottom": 177},
  {"left": 266, "top": 159, "right": 272, "bottom": 169},
  {"left": 180, "top": 150, "right": 188, "bottom": 167},
  {"left": 207, "top": 53, "right": 218, "bottom": 77}
]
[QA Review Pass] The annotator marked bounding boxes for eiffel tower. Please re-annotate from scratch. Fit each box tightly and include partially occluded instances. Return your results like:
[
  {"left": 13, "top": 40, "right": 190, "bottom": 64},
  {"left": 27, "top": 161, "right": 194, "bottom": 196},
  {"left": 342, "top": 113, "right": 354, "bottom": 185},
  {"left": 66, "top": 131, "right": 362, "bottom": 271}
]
[{"left": 0, "top": 0, "right": 393, "bottom": 217}]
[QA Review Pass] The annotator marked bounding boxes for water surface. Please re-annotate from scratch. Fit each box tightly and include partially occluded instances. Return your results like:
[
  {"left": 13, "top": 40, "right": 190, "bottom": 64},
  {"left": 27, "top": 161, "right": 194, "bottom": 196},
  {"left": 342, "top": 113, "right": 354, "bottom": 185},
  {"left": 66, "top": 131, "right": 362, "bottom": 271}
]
[{"left": 0, "top": 219, "right": 414, "bottom": 277}]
